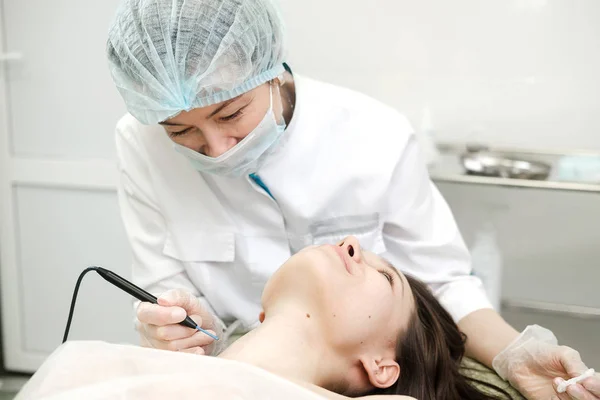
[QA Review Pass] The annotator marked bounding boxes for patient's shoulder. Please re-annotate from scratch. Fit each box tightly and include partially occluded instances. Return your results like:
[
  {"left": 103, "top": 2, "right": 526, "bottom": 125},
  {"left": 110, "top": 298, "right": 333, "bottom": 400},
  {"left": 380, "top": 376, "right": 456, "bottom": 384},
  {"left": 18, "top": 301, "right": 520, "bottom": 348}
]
[
  {"left": 294, "top": 381, "right": 416, "bottom": 400},
  {"left": 359, "top": 396, "right": 417, "bottom": 400}
]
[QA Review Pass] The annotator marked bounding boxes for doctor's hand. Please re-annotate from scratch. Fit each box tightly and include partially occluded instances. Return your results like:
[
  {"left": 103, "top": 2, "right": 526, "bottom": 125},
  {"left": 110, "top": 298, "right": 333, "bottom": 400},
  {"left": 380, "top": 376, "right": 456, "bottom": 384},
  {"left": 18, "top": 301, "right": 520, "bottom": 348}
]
[
  {"left": 554, "top": 372, "right": 600, "bottom": 400},
  {"left": 136, "top": 289, "right": 218, "bottom": 355},
  {"left": 493, "top": 325, "right": 599, "bottom": 400},
  {"left": 505, "top": 346, "right": 598, "bottom": 400}
]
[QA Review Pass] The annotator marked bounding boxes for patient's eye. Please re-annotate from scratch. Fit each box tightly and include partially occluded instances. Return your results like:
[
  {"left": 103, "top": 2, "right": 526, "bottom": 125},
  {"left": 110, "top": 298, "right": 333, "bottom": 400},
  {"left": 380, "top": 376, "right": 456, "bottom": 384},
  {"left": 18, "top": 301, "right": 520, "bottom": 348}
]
[{"left": 379, "top": 270, "right": 394, "bottom": 286}]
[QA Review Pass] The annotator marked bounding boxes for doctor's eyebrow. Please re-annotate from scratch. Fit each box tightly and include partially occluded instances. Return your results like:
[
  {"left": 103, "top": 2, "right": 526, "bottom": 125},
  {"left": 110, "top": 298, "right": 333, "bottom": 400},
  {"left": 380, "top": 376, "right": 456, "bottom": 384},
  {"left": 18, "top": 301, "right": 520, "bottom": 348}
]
[
  {"left": 158, "top": 95, "right": 246, "bottom": 126},
  {"left": 207, "top": 95, "right": 245, "bottom": 118},
  {"left": 159, "top": 121, "right": 188, "bottom": 126}
]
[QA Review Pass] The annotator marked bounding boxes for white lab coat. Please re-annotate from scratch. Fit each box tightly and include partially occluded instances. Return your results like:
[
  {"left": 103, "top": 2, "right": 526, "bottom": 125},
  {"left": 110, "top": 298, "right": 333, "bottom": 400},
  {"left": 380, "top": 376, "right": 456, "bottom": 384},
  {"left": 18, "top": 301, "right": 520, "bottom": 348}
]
[{"left": 115, "top": 74, "right": 492, "bottom": 332}]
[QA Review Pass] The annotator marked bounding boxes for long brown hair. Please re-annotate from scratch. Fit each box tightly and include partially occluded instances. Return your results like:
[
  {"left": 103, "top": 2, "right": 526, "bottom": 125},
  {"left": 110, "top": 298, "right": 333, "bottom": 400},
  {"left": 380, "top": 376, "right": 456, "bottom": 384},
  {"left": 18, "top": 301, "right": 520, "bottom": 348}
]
[{"left": 373, "top": 274, "right": 509, "bottom": 400}]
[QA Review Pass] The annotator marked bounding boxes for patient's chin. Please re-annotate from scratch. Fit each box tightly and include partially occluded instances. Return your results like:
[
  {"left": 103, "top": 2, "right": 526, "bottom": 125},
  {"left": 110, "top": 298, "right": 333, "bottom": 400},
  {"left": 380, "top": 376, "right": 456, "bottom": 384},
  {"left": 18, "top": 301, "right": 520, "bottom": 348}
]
[
  {"left": 262, "top": 267, "right": 328, "bottom": 312},
  {"left": 269, "top": 254, "right": 335, "bottom": 290},
  {"left": 261, "top": 253, "right": 348, "bottom": 325}
]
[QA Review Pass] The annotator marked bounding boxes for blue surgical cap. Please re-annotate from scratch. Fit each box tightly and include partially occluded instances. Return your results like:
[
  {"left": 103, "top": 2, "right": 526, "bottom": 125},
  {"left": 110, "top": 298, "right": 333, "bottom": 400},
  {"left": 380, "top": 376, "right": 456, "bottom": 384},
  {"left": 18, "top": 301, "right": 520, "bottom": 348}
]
[{"left": 107, "top": 0, "right": 286, "bottom": 125}]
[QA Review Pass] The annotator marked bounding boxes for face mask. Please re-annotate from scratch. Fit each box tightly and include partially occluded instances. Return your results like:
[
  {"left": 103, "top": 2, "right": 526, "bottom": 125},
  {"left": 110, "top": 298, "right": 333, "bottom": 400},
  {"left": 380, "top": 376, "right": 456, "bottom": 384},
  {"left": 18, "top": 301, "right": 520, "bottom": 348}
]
[{"left": 172, "top": 85, "right": 286, "bottom": 177}]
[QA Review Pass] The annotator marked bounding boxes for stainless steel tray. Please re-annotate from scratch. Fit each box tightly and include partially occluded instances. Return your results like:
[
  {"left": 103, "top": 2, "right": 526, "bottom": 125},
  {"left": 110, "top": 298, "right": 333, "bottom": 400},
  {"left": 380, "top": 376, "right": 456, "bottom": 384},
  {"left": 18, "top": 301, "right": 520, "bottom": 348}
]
[{"left": 461, "top": 151, "right": 552, "bottom": 180}]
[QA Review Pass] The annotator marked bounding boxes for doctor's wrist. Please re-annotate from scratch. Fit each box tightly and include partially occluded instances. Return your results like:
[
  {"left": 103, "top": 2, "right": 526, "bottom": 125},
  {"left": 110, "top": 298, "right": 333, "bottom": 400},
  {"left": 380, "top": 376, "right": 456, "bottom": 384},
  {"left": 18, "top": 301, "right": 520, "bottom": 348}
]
[{"left": 492, "top": 324, "right": 558, "bottom": 380}]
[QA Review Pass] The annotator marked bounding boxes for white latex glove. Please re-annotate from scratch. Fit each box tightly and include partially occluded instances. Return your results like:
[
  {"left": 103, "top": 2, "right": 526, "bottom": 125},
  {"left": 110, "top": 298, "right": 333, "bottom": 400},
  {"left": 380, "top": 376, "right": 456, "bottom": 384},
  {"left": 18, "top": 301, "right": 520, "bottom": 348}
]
[
  {"left": 493, "top": 325, "right": 600, "bottom": 400},
  {"left": 136, "top": 288, "right": 226, "bottom": 355}
]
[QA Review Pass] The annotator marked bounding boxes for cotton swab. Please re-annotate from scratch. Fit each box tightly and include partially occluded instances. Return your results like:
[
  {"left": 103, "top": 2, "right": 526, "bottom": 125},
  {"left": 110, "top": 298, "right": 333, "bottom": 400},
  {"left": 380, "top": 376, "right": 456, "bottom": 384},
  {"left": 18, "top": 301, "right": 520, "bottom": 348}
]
[{"left": 557, "top": 369, "right": 595, "bottom": 393}]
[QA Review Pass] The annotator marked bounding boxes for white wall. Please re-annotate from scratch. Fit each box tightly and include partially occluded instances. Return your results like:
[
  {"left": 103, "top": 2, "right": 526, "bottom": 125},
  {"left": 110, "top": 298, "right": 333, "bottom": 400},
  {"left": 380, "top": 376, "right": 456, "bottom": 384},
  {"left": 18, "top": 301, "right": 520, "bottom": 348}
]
[{"left": 280, "top": 0, "right": 600, "bottom": 151}]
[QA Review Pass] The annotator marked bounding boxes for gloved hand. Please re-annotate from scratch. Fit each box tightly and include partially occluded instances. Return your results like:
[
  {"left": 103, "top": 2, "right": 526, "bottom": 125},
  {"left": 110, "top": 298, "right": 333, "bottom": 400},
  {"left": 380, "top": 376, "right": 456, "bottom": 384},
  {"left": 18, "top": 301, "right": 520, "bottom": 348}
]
[
  {"left": 136, "top": 289, "right": 224, "bottom": 355},
  {"left": 493, "top": 325, "right": 600, "bottom": 400}
]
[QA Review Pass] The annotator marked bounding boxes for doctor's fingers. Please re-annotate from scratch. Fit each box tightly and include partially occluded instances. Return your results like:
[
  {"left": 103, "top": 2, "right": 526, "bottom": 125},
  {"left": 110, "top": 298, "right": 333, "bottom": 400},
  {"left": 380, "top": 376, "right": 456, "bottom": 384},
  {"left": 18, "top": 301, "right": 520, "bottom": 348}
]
[
  {"left": 144, "top": 330, "right": 216, "bottom": 353},
  {"left": 144, "top": 321, "right": 200, "bottom": 341},
  {"left": 137, "top": 301, "right": 188, "bottom": 326},
  {"left": 551, "top": 393, "right": 575, "bottom": 400},
  {"left": 582, "top": 374, "right": 600, "bottom": 397},
  {"left": 566, "top": 383, "right": 600, "bottom": 400},
  {"left": 559, "top": 347, "right": 590, "bottom": 377},
  {"left": 157, "top": 289, "right": 204, "bottom": 315}
]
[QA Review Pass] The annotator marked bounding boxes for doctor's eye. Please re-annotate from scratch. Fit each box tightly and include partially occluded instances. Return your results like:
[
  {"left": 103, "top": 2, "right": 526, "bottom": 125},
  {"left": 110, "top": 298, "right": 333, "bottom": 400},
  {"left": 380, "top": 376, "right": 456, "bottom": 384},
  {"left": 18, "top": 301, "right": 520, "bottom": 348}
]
[
  {"left": 167, "top": 127, "right": 194, "bottom": 137},
  {"left": 220, "top": 109, "right": 244, "bottom": 122}
]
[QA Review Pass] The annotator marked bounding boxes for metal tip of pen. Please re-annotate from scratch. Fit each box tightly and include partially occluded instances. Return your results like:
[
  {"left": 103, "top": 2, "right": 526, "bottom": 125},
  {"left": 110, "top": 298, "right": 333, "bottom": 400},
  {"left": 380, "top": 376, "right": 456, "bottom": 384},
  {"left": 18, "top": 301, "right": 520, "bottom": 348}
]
[{"left": 196, "top": 326, "right": 219, "bottom": 341}]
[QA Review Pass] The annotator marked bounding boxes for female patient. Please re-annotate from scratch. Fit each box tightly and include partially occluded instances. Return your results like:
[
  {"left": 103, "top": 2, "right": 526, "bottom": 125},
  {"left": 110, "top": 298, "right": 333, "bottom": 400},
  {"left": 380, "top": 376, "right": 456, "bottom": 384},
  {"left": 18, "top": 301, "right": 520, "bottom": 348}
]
[
  {"left": 217, "top": 235, "right": 506, "bottom": 400},
  {"left": 18, "top": 236, "right": 509, "bottom": 400}
]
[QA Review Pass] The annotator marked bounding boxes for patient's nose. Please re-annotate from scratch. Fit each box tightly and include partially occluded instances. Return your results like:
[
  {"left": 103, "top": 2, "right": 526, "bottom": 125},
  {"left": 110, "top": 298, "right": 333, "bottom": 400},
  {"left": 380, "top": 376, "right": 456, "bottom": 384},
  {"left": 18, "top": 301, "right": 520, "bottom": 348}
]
[{"left": 338, "top": 236, "right": 362, "bottom": 263}]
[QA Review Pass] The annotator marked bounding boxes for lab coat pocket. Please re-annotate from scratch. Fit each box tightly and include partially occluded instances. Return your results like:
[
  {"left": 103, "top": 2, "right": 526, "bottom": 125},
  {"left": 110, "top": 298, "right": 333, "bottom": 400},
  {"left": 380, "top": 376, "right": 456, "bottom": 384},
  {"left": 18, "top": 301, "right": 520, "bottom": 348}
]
[
  {"left": 162, "top": 230, "right": 235, "bottom": 262},
  {"left": 310, "top": 214, "right": 386, "bottom": 254}
]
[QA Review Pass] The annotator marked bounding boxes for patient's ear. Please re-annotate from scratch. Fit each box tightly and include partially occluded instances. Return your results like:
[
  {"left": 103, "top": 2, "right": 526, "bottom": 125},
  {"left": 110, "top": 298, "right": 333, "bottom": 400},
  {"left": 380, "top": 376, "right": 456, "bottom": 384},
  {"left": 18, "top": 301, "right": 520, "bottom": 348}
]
[
  {"left": 259, "top": 311, "right": 265, "bottom": 323},
  {"left": 359, "top": 356, "right": 400, "bottom": 389}
]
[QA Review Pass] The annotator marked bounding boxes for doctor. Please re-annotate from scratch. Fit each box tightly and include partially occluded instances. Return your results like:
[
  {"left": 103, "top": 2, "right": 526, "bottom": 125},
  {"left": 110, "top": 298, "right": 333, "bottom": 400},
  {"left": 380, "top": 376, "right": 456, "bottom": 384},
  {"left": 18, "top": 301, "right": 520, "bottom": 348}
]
[{"left": 107, "top": 1, "right": 599, "bottom": 399}]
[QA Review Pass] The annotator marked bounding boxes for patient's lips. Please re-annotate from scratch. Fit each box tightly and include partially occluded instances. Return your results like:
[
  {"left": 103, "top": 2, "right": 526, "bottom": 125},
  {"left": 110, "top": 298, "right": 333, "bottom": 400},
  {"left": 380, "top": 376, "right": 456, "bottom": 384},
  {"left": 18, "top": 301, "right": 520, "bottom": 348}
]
[{"left": 329, "top": 245, "right": 353, "bottom": 275}]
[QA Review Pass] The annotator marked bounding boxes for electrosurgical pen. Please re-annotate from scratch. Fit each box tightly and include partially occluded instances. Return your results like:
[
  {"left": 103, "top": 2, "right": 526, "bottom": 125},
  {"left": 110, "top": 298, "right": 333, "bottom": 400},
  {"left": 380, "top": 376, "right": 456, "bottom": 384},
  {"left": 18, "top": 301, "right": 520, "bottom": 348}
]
[{"left": 94, "top": 267, "right": 219, "bottom": 341}]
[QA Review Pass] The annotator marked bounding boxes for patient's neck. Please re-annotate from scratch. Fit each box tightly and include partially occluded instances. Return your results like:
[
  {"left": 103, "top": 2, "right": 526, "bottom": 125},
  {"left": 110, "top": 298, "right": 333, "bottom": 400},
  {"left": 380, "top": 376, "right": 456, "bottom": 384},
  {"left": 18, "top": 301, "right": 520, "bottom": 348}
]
[{"left": 219, "top": 309, "right": 341, "bottom": 389}]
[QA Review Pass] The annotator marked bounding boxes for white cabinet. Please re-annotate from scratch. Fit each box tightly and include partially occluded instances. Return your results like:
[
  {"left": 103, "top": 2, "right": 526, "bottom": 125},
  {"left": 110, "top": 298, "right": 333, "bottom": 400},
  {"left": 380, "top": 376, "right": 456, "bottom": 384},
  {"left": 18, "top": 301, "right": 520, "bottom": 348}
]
[
  {"left": 436, "top": 181, "right": 600, "bottom": 367},
  {"left": 0, "top": 0, "right": 136, "bottom": 373}
]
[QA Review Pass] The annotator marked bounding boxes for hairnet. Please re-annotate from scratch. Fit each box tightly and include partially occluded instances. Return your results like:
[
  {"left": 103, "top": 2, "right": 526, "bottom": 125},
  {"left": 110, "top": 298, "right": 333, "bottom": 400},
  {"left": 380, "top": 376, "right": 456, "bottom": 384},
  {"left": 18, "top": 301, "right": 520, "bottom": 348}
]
[{"left": 107, "top": 0, "right": 286, "bottom": 125}]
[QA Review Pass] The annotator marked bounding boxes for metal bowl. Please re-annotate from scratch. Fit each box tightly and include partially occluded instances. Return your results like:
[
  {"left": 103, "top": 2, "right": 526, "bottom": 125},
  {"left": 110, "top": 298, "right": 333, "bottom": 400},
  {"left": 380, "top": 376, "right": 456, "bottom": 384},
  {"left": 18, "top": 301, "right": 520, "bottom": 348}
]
[{"left": 460, "top": 152, "right": 551, "bottom": 180}]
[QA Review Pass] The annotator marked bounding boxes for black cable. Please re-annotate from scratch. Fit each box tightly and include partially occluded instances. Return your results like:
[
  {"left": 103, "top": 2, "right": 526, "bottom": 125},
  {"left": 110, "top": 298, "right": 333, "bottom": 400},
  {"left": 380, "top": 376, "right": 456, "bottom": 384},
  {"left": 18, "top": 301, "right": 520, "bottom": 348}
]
[
  {"left": 62, "top": 266, "right": 98, "bottom": 343},
  {"left": 62, "top": 266, "right": 212, "bottom": 344}
]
